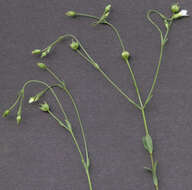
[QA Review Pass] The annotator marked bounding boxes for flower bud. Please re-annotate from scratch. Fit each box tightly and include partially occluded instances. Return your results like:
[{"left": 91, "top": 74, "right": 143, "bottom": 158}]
[
  {"left": 37, "top": 62, "right": 47, "bottom": 69},
  {"left": 16, "top": 115, "right": 21, "bottom": 125},
  {"left": 40, "top": 47, "right": 51, "bottom": 58},
  {"left": 104, "top": 12, "right": 110, "bottom": 18},
  {"left": 32, "top": 49, "right": 41, "bottom": 55},
  {"left": 171, "top": 3, "right": 180, "bottom": 13},
  {"left": 40, "top": 101, "right": 50, "bottom": 112},
  {"left": 28, "top": 97, "right": 35, "bottom": 104},
  {"left": 41, "top": 51, "right": 47, "bottom": 58},
  {"left": 20, "top": 88, "right": 24, "bottom": 95},
  {"left": 105, "top": 4, "right": 111, "bottom": 13},
  {"left": 164, "top": 20, "right": 169, "bottom": 29},
  {"left": 121, "top": 51, "right": 130, "bottom": 60},
  {"left": 2, "top": 109, "right": 10, "bottom": 117},
  {"left": 70, "top": 41, "right": 79, "bottom": 50},
  {"left": 66, "top": 11, "right": 76, "bottom": 17}
]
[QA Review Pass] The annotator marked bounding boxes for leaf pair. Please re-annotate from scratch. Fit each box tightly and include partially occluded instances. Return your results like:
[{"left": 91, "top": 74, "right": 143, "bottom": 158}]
[
  {"left": 144, "top": 161, "right": 158, "bottom": 186},
  {"left": 143, "top": 135, "right": 158, "bottom": 186}
]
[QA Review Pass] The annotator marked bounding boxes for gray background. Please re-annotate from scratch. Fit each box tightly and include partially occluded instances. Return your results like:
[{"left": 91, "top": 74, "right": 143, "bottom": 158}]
[{"left": 0, "top": 0, "right": 192, "bottom": 189}]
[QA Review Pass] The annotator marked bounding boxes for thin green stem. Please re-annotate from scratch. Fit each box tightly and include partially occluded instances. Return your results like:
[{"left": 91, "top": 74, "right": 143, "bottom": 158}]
[
  {"left": 22, "top": 80, "right": 93, "bottom": 189},
  {"left": 76, "top": 49, "right": 141, "bottom": 110},
  {"left": 48, "top": 107, "right": 93, "bottom": 190},
  {"left": 8, "top": 94, "right": 21, "bottom": 111},
  {"left": 85, "top": 168, "right": 93, "bottom": 190},
  {"left": 146, "top": 10, "right": 166, "bottom": 42},
  {"left": 48, "top": 110, "right": 69, "bottom": 131},
  {"left": 75, "top": 10, "right": 160, "bottom": 190},
  {"left": 46, "top": 67, "right": 64, "bottom": 84},
  {"left": 99, "top": 68, "right": 141, "bottom": 110},
  {"left": 42, "top": 36, "right": 65, "bottom": 51},
  {"left": 22, "top": 80, "right": 68, "bottom": 120},
  {"left": 75, "top": 13, "right": 99, "bottom": 20},
  {"left": 42, "top": 33, "right": 139, "bottom": 110},
  {"left": 144, "top": 13, "right": 173, "bottom": 106},
  {"left": 36, "top": 84, "right": 62, "bottom": 97},
  {"left": 76, "top": 49, "right": 99, "bottom": 69},
  {"left": 141, "top": 108, "right": 149, "bottom": 135},
  {"left": 46, "top": 67, "right": 90, "bottom": 167},
  {"left": 104, "top": 21, "right": 125, "bottom": 51},
  {"left": 17, "top": 93, "right": 24, "bottom": 115},
  {"left": 65, "top": 88, "right": 90, "bottom": 167},
  {"left": 75, "top": 13, "right": 125, "bottom": 50},
  {"left": 125, "top": 59, "right": 158, "bottom": 190},
  {"left": 70, "top": 129, "right": 93, "bottom": 190},
  {"left": 125, "top": 59, "right": 143, "bottom": 107},
  {"left": 150, "top": 153, "right": 158, "bottom": 190},
  {"left": 145, "top": 43, "right": 164, "bottom": 106}
]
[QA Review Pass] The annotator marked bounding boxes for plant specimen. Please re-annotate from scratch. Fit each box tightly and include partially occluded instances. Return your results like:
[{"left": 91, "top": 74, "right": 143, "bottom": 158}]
[
  {"left": 2, "top": 3, "right": 189, "bottom": 190},
  {"left": 64, "top": 4, "right": 188, "bottom": 190},
  {"left": 2, "top": 68, "right": 92, "bottom": 189}
]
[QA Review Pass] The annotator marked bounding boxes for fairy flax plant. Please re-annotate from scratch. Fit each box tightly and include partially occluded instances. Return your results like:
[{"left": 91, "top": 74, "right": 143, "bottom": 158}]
[
  {"left": 30, "top": 3, "right": 188, "bottom": 190},
  {"left": 2, "top": 3, "right": 189, "bottom": 190},
  {"left": 2, "top": 79, "right": 92, "bottom": 188}
]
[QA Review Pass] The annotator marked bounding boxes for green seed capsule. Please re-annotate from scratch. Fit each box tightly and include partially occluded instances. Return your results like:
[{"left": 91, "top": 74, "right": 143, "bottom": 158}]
[
  {"left": 37, "top": 62, "right": 47, "bottom": 69},
  {"left": 32, "top": 49, "right": 41, "bottom": 55},
  {"left": 105, "top": 4, "right": 111, "bottom": 13},
  {"left": 66, "top": 11, "right": 76, "bottom": 17},
  {"left": 41, "top": 51, "right": 47, "bottom": 58},
  {"left": 2, "top": 110, "right": 10, "bottom": 117},
  {"left": 121, "top": 51, "right": 130, "bottom": 60},
  {"left": 171, "top": 3, "right": 180, "bottom": 13},
  {"left": 70, "top": 41, "right": 79, "bottom": 50},
  {"left": 16, "top": 115, "right": 21, "bottom": 125},
  {"left": 40, "top": 101, "right": 50, "bottom": 112}
]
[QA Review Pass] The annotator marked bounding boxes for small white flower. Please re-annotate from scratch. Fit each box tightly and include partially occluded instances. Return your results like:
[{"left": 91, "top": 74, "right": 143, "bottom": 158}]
[
  {"left": 179, "top": 10, "right": 188, "bottom": 17},
  {"left": 172, "top": 9, "right": 189, "bottom": 19}
]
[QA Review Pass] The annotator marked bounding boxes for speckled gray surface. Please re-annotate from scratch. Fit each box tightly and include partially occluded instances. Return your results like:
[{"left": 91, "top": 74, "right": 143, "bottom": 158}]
[{"left": 0, "top": 0, "right": 192, "bottom": 190}]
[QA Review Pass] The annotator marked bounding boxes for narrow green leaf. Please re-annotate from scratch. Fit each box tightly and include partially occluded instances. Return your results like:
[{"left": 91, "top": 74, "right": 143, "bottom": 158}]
[
  {"left": 152, "top": 161, "right": 158, "bottom": 186},
  {"left": 144, "top": 167, "right": 152, "bottom": 172},
  {"left": 142, "top": 136, "right": 148, "bottom": 150},
  {"left": 142, "top": 135, "right": 153, "bottom": 154}
]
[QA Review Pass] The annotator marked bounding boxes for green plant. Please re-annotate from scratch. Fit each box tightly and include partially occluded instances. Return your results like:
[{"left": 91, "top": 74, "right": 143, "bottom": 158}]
[
  {"left": 2, "top": 3, "right": 189, "bottom": 190},
  {"left": 64, "top": 4, "right": 188, "bottom": 190},
  {"left": 2, "top": 76, "right": 92, "bottom": 189}
]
